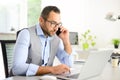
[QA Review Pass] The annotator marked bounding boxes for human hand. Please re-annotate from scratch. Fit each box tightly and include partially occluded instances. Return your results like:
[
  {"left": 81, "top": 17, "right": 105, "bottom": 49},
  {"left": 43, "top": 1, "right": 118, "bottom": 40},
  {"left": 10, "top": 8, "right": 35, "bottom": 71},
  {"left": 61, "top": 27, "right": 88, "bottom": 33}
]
[
  {"left": 58, "top": 26, "right": 70, "bottom": 42},
  {"left": 57, "top": 26, "right": 72, "bottom": 54},
  {"left": 50, "top": 64, "right": 70, "bottom": 75}
]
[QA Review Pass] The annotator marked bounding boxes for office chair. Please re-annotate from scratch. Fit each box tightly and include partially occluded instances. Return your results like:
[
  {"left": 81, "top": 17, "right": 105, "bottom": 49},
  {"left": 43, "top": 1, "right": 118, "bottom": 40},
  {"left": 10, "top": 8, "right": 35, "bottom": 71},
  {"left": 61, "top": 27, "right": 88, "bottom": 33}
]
[{"left": 0, "top": 40, "right": 16, "bottom": 78}]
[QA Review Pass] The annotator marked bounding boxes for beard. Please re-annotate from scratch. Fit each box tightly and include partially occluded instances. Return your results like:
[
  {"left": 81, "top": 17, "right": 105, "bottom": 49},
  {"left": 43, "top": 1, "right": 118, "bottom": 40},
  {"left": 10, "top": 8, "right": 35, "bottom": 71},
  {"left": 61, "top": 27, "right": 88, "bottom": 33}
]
[
  {"left": 46, "top": 31, "right": 52, "bottom": 37},
  {"left": 42, "top": 26, "right": 54, "bottom": 37}
]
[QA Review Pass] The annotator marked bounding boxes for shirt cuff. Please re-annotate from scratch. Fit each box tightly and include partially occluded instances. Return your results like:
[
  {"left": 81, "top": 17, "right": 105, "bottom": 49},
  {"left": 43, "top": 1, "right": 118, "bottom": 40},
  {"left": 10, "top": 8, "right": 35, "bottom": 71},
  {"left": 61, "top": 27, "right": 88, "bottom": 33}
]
[{"left": 26, "top": 64, "right": 39, "bottom": 76}]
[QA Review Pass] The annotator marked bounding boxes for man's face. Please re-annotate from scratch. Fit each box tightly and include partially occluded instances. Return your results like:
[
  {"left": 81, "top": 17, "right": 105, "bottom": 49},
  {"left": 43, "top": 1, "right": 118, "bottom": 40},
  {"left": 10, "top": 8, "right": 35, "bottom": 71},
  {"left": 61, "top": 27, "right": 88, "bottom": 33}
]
[{"left": 40, "top": 11, "right": 61, "bottom": 37}]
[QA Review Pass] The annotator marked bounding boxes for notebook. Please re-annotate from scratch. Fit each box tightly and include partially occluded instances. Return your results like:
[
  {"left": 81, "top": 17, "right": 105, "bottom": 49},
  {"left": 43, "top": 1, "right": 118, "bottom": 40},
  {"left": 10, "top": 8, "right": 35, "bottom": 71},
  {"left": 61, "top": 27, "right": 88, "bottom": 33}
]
[{"left": 55, "top": 50, "right": 112, "bottom": 80}]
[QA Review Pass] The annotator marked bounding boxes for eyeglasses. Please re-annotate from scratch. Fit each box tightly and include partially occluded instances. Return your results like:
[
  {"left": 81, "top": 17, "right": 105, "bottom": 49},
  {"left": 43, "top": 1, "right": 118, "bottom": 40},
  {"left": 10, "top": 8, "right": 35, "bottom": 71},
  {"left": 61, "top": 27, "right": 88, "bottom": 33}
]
[{"left": 46, "top": 20, "right": 62, "bottom": 28}]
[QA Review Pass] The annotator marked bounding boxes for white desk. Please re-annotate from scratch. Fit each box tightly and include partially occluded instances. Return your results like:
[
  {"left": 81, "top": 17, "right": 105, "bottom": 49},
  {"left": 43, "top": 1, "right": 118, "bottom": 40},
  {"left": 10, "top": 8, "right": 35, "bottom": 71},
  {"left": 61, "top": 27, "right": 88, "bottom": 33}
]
[
  {"left": 88, "top": 63, "right": 120, "bottom": 80},
  {"left": 3, "top": 62, "right": 120, "bottom": 80}
]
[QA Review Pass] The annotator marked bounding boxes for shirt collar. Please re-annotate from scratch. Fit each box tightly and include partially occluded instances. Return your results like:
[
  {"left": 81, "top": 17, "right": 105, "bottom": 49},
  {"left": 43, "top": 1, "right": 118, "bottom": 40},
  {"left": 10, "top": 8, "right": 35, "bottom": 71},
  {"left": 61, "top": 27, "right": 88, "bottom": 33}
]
[
  {"left": 36, "top": 23, "right": 44, "bottom": 36},
  {"left": 36, "top": 23, "right": 53, "bottom": 40}
]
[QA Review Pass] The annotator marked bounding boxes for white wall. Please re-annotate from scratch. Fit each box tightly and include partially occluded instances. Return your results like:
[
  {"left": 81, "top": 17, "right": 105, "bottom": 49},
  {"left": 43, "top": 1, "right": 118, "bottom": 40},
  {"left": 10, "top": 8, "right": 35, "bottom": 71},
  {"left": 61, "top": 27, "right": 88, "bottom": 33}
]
[{"left": 41, "top": 0, "right": 120, "bottom": 49}]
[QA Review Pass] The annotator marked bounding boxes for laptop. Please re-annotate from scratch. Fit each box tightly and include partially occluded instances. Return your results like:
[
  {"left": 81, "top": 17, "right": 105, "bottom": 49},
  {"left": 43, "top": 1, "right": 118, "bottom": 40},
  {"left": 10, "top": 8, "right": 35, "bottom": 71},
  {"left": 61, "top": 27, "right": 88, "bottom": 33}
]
[{"left": 55, "top": 50, "right": 112, "bottom": 80}]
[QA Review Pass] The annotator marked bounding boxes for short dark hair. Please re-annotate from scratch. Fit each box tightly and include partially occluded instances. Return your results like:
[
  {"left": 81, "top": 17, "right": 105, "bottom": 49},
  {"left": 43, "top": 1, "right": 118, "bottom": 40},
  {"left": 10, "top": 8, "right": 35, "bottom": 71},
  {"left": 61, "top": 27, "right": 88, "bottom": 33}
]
[{"left": 41, "top": 6, "right": 60, "bottom": 20}]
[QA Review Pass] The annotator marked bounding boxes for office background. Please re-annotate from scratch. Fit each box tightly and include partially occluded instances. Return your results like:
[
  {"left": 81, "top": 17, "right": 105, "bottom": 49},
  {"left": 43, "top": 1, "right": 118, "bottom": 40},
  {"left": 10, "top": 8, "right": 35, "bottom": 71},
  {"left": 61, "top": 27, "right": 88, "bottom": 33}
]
[
  {"left": 0, "top": 0, "right": 120, "bottom": 48},
  {"left": 0, "top": 0, "right": 120, "bottom": 79}
]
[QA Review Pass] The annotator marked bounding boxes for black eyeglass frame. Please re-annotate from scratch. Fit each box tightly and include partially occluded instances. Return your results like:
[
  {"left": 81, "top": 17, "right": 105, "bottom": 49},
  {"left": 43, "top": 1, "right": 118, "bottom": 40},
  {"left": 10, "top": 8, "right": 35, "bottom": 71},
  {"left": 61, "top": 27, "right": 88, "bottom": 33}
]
[{"left": 46, "top": 20, "right": 62, "bottom": 28}]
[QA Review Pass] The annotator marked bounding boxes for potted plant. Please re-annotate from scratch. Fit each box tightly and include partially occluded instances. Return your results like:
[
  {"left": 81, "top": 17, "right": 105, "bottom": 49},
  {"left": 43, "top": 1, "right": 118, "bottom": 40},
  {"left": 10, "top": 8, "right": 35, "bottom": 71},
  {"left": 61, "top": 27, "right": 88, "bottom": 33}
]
[
  {"left": 112, "top": 38, "right": 120, "bottom": 48},
  {"left": 80, "top": 29, "right": 96, "bottom": 50}
]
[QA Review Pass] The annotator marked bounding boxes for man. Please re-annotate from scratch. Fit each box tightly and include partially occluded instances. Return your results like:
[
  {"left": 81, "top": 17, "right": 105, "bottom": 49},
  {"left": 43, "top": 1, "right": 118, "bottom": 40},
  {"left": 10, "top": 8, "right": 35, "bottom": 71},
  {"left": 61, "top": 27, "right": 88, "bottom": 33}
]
[{"left": 11, "top": 6, "right": 73, "bottom": 76}]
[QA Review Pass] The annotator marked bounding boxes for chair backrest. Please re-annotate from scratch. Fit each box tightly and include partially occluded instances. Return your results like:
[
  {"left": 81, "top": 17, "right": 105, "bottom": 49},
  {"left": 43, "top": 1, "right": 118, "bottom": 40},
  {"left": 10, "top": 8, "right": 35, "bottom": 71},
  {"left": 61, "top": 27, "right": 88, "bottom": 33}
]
[{"left": 0, "top": 40, "right": 16, "bottom": 78}]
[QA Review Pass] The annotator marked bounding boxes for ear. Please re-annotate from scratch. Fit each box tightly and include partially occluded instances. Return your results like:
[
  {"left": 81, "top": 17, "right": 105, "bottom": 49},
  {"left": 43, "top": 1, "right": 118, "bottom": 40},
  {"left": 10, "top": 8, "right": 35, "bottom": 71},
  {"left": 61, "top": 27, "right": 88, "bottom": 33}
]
[{"left": 39, "top": 17, "right": 44, "bottom": 23}]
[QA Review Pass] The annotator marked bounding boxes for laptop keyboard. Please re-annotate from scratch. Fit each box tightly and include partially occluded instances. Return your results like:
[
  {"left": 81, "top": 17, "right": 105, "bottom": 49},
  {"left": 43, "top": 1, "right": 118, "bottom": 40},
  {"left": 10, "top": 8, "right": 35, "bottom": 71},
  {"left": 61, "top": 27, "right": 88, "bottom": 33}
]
[{"left": 66, "top": 73, "right": 80, "bottom": 79}]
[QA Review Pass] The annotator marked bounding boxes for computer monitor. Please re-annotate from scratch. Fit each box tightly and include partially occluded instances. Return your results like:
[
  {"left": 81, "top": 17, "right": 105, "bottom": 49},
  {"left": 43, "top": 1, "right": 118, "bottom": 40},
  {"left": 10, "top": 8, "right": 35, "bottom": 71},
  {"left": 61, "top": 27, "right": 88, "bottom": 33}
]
[
  {"left": 69, "top": 32, "right": 78, "bottom": 45},
  {"left": 0, "top": 40, "right": 16, "bottom": 78}
]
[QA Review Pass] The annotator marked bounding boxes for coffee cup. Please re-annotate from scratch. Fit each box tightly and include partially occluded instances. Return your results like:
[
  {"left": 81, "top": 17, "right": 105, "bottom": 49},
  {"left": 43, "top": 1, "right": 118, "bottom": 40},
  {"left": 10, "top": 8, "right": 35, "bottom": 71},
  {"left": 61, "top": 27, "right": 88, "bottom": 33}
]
[{"left": 111, "top": 56, "right": 119, "bottom": 67}]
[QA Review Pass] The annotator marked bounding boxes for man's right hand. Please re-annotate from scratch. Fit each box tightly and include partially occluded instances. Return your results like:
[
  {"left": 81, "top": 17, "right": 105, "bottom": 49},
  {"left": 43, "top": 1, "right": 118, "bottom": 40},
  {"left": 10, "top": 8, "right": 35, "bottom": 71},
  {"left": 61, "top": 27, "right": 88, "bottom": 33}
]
[
  {"left": 36, "top": 64, "right": 70, "bottom": 75},
  {"left": 50, "top": 64, "right": 70, "bottom": 75}
]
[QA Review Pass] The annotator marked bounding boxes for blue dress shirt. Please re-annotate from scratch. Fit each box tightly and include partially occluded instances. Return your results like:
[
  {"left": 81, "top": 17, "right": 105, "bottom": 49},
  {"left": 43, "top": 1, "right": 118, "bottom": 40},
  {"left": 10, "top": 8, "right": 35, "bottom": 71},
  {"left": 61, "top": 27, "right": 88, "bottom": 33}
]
[{"left": 12, "top": 23, "right": 73, "bottom": 76}]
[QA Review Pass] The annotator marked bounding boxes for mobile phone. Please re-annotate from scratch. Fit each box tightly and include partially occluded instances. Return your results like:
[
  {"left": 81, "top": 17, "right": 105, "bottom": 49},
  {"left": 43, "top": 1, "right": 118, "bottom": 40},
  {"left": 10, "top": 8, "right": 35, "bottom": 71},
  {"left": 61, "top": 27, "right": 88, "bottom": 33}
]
[{"left": 56, "top": 28, "right": 61, "bottom": 35}]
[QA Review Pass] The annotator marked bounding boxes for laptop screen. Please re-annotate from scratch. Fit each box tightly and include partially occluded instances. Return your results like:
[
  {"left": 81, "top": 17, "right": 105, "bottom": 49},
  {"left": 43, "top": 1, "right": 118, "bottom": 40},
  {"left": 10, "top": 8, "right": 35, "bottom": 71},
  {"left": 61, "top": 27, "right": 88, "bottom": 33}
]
[{"left": 54, "top": 50, "right": 112, "bottom": 80}]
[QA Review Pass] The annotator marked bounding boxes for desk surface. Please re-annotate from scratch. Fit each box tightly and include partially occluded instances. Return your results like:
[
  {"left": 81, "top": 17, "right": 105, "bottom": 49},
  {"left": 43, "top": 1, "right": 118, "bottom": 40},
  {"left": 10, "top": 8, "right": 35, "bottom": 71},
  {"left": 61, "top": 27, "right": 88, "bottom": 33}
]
[{"left": 3, "top": 63, "right": 120, "bottom": 80}]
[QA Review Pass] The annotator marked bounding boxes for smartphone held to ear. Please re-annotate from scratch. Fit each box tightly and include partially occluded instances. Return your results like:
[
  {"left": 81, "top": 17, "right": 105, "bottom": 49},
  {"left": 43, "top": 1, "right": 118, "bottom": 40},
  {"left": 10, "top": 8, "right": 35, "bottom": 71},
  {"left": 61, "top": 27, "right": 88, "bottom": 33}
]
[{"left": 56, "top": 28, "right": 61, "bottom": 35}]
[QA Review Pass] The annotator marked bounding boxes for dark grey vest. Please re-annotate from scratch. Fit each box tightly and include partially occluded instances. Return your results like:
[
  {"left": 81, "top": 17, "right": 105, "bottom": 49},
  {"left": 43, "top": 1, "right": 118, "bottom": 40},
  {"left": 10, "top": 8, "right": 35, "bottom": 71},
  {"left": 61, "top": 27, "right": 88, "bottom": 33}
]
[{"left": 26, "top": 26, "right": 60, "bottom": 66}]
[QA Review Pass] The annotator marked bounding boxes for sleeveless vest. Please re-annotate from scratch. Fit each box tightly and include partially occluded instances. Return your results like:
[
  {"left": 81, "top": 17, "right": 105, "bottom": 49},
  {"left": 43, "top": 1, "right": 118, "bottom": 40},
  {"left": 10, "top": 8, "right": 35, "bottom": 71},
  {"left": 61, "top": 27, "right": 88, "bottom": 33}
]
[
  {"left": 26, "top": 26, "right": 60, "bottom": 66},
  {"left": 10, "top": 25, "right": 60, "bottom": 76}
]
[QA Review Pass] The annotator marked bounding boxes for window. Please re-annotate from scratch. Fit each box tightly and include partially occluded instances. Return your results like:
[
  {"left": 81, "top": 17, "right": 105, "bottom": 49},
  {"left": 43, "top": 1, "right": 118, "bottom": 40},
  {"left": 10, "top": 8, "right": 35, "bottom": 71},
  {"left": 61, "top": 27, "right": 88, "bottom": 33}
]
[
  {"left": 27, "top": 0, "right": 41, "bottom": 26},
  {"left": 0, "top": 0, "right": 41, "bottom": 33},
  {"left": 0, "top": 0, "right": 27, "bottom": 33}
]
